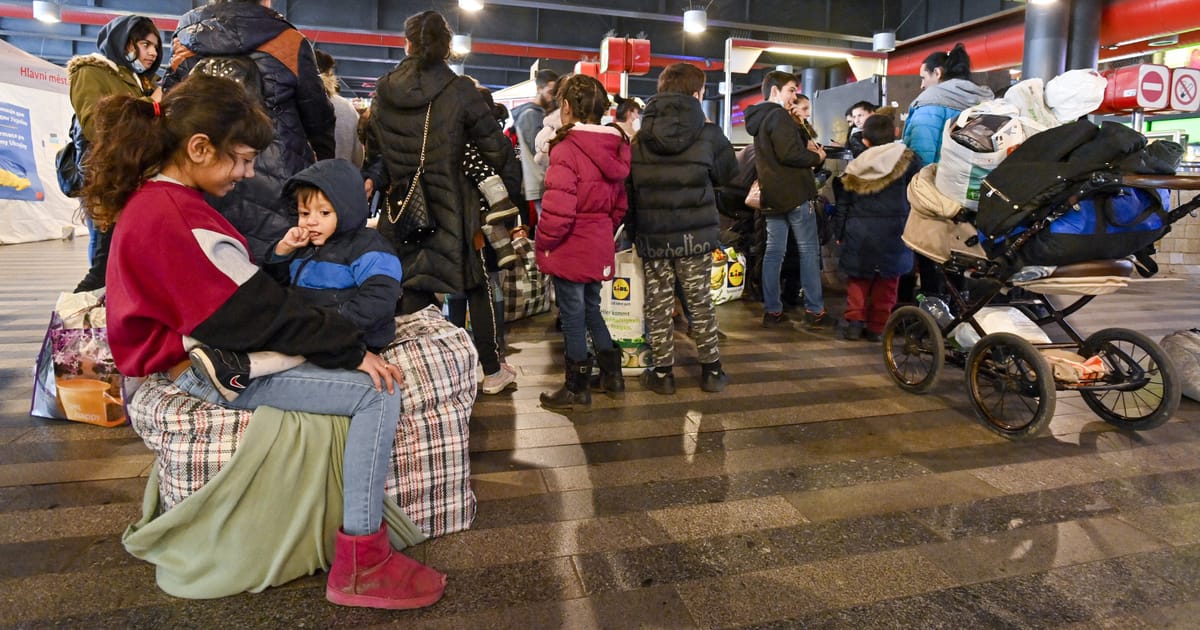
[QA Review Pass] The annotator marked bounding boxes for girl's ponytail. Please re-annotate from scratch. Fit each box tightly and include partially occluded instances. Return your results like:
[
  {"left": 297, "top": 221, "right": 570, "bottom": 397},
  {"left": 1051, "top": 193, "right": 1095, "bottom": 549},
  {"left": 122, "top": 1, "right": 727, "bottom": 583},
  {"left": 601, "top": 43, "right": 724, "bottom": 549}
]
[
  {"left": 548, "top": 122, "right": 575, "bottom": 152},
  {"left": 80, "top": 96, "right": 174, "bottom": 230}
]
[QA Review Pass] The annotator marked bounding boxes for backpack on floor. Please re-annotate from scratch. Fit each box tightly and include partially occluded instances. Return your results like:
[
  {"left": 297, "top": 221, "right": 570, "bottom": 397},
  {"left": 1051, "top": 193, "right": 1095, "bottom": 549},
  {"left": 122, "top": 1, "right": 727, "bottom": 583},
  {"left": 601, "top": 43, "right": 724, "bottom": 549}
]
[{"left": 1161, "top": 329, "right": 1200, "bottom": 402}]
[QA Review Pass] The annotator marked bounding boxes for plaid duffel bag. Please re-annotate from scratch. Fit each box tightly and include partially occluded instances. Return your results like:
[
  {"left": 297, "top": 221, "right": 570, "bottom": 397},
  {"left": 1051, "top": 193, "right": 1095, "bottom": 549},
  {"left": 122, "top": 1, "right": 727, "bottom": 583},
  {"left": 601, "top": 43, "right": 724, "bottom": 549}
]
[
  {"left": 127, "top": 306, "right": 478, "bottom": 538},
  {"left": 499, "top": 235, "right": 552, "bottom": 322}
]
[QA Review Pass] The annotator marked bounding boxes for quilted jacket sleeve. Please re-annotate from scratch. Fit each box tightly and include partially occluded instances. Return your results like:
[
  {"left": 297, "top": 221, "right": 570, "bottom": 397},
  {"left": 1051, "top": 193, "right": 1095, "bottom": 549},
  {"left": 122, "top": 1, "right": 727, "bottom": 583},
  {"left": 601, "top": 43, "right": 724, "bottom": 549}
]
[{"left": 536, "top": 145, "right": 579, "bottom": 252}]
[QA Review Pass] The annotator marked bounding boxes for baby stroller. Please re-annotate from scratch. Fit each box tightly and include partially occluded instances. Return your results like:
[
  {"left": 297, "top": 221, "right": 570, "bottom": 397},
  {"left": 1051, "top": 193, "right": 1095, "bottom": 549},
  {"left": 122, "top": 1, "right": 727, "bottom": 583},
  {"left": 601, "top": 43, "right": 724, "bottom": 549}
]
[{"left": 883, "top": 129, "right": 1200, "bottom": 440}]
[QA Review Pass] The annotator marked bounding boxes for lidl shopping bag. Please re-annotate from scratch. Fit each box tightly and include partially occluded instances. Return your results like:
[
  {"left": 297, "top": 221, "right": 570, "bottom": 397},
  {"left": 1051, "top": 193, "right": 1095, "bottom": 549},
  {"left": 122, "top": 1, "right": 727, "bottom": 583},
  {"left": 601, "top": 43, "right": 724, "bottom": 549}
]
[
  {"left": 31, "top": 291, "right": 126, "bottom": 427},
  {"left": 711, "top": 246, "right": 747, "bottom": 305},
  {"left": 600, "top": 245, "right": 652, "bottom": 374},
  {"left": 500, "top": 235, "right": 552, "bottom": 322}
]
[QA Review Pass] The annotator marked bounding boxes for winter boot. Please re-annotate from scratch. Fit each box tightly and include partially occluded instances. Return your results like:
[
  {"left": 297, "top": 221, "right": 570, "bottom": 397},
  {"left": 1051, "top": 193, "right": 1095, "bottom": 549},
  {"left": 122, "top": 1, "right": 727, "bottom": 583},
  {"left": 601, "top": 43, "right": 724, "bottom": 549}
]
[
  {"left": 479, "top": 174, "right": 520, "bottom": 224},
  {"left": 326, "top": 526, "right": 447, "bottom": 610},
  {"left": 540, "top": 356, "right": 592, "bottom": 411},
  {"left": 595, "top": 342, "right": 626, "bottom": 397}
]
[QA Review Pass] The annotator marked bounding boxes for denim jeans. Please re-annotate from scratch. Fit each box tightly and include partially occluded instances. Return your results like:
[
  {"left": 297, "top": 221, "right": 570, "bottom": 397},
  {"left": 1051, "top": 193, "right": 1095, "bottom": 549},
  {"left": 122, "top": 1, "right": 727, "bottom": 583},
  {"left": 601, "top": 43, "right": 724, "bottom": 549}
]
[
  {"left": 552, "top": 276, "right": 612, "bottom": 363},
  {"left": 762, "top": 202, "right": 823, "bottom": 314},
  {"left": 175, "top": 362, "right": 402, "bottom": 537}
]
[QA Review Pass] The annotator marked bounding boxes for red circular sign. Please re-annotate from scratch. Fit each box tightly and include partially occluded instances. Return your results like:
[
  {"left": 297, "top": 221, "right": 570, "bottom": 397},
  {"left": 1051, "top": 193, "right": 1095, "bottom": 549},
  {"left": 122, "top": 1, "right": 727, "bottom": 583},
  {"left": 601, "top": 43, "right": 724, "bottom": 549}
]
[
  {"left": 1140, "top": 72, "right": 1165, "bottom": 101},
  {"left": 1176, "top": 75, "right": 1198, "bottom": 108}
]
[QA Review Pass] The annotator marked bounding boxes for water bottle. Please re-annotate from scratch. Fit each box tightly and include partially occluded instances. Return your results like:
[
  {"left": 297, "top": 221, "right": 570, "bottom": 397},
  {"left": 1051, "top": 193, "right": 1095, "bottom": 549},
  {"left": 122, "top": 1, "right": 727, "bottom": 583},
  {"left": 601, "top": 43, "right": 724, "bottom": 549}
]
[{"left": 916, "top": 294, "right": 953, "bottom": 329}]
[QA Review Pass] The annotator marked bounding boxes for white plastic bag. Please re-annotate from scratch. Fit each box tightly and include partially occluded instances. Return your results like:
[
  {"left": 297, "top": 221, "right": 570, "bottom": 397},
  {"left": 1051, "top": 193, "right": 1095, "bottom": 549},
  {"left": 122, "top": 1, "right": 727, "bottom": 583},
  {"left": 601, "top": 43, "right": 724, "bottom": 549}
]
[
  {"left": 599, "top": 228, "right": 652, "bottom": 374},
  {"left": 935, "top": 100, "right": 1038, "bottom": 208},
  {"left": 1045, "top": 69, "right": 1108, "bottom": 123},
  {"left": 951, "top": 306, "right": 1051, "bottom": 350},
  {"left": 710, "top": 246, "right": 747, "bottom": 305}
]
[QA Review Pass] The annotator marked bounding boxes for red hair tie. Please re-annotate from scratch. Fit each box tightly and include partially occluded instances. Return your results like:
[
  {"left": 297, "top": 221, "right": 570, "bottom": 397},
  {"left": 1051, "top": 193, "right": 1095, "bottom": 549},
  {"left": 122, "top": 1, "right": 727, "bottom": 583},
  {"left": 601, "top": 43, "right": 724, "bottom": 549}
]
[{"left": 153, "top": 101, "right": 161, "bottom": 117}]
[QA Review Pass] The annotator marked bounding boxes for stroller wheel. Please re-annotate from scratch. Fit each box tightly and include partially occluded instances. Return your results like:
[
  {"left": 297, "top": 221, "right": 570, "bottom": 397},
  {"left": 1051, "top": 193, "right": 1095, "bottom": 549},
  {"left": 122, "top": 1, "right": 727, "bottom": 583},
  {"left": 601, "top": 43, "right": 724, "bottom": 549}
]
[
  {"left": 882, "top": 306, "right": 944, "bottom": 394},
  {"left": 1079, "top": 328, "right": 1180, "bottom": 431},
  {"left": 966, "top": 332, "right": 1056, "bottom": 439}
]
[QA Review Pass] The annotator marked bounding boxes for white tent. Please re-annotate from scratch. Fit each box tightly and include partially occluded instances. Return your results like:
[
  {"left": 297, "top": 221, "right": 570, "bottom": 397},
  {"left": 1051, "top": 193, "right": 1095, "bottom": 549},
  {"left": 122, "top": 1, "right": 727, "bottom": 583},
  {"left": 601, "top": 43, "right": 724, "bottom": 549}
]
[{"left": 0, "top": 39, "right": 80, "bottom": 244}]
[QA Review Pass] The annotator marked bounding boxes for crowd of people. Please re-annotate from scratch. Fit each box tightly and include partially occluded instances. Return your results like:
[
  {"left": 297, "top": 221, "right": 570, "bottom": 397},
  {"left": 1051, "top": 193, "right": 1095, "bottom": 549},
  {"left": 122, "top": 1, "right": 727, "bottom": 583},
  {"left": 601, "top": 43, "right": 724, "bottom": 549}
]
[{"left": 66, "top": 0, "right": 990, "bottom": 611}]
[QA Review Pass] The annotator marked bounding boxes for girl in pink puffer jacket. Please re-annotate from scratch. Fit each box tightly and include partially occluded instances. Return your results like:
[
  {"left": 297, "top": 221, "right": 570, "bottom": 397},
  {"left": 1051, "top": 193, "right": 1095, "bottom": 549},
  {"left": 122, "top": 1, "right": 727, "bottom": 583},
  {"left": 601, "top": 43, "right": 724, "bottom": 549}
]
[{"left": 535, "top": 75, "right": 630, "bottom": 411}]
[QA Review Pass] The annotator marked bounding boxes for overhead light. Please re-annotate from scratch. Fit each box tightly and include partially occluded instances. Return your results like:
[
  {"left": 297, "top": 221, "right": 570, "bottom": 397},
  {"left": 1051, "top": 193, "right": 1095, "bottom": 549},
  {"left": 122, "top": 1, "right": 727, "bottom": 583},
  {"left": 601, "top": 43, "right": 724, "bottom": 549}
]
[
  {"left": 1029, "top": 0, "right": 1058, "bottom": 4},
  {"left": 1148, "top": 34, "right": 1180, "bottom": 47},
  {"left": 459, "top": 0, "right": 484, "bottom": 11},
  {"left": 683, "top": 9, "right": 707, "bottom": 34},
  {"left": 32, "top": 1, "right": 61, "bottom": 24},
  {"left": 451, "top": 34, "right": 472, "bottom": 55},
  {"left": 764, "top": 46, "right": 852, "bottom": 60},
  {"left": 872, "top": 31, "right": 896, "bottom": 53}
]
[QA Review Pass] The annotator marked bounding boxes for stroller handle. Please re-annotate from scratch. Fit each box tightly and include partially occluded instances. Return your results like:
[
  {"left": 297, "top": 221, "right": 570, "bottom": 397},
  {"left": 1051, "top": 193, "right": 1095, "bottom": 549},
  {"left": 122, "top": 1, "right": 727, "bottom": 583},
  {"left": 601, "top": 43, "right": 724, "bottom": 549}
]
[{"left": 1121, "top": 174, "right": 1200, "bottom": 190}]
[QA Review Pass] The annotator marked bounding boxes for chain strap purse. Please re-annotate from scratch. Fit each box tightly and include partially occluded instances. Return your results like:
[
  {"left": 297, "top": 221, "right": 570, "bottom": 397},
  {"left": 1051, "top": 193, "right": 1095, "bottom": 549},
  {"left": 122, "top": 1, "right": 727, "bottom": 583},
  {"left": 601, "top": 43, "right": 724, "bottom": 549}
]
[{"left": 385, "top": 103, "right": 437, "bottom": 244}]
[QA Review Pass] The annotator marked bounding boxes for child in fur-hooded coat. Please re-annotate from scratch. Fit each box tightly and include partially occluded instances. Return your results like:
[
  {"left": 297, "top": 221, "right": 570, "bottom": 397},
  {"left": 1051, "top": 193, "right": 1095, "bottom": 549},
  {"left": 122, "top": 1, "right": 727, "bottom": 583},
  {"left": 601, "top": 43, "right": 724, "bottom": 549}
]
[{"left": 832, "top": 135, "right": 922, "bottom": 337}]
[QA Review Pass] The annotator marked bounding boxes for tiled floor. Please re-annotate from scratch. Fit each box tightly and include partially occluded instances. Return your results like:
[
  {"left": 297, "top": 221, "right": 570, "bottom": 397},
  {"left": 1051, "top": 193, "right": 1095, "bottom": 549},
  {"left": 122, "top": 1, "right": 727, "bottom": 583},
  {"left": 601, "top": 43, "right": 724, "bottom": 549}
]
[{"left": 2, "top": 236, "right": 1200, "bottom": 628}]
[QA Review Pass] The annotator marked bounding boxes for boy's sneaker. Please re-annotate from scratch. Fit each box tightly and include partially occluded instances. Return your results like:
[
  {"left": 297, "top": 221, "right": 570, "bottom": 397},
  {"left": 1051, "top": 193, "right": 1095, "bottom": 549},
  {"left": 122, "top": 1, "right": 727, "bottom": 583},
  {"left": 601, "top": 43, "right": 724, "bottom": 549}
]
[
  {"left": 700, "top": 368, "right": 729, "bottom": 393},
  {"left": 802, "top": 310, "right": 828, "bottom": 329},
  {"left": 481, "top": 364, "right": 517, "bottom": 394},
  {"left": 762, "top": 311, "right": 790, "bottom": 328},
  {"left": 862, "top": 330, "right": 883, "bottom": 343},
  {"left": 188, "top": 345, "right": 251, "bottom": 402},
  {"left": 639, "top": 369, "right": 676, "bottom": 395}
]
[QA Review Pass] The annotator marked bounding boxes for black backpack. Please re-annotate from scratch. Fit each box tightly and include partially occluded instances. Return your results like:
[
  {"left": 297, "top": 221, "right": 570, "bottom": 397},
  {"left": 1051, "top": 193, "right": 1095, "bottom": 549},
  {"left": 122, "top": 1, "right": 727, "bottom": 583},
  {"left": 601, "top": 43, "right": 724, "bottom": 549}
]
[
  {"left": 192, "top": 55, "right": 265, "bottom": 104},
  {"left": 54, "top": 116, "right": 88, "bottom": 198}
]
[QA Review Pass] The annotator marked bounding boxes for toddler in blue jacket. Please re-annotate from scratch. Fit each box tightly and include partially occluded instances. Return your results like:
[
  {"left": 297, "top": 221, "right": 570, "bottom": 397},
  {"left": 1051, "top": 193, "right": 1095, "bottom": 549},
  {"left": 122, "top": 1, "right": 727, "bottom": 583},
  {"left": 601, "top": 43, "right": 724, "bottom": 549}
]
[{"left": 189, "top": 158, "right": 403, "bottom": 400}]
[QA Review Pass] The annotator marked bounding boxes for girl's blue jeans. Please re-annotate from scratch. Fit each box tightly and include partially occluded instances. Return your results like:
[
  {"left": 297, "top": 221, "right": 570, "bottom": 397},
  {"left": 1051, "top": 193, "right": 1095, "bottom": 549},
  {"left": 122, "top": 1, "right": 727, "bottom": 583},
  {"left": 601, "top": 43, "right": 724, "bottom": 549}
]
[{"left": 175, "top": 361, "right": 402, "bottom": 536}]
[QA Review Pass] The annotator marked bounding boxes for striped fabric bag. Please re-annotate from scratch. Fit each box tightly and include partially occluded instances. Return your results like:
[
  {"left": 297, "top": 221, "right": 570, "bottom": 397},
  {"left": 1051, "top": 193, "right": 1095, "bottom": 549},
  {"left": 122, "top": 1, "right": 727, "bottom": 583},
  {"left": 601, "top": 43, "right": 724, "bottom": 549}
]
[{"left": 126, "top": 306, "right": 478, "bottom": 538}]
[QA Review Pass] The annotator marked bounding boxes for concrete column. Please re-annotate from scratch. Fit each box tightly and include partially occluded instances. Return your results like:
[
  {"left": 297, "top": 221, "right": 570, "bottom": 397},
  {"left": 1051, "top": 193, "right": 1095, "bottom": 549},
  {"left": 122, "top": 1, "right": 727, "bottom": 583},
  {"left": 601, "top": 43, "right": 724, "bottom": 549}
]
[
  {"left": 1022, "top": 0, "right": 1070, "bottom": 81},
  {"left": 827, "top": 66, "right": 846, "bottom": 88},
  {"left": 1067, "top": 0, "right": 1101, "bottom": 70},
  {"left": 802, "top": 67, "right": 824, "bottom": 94}
]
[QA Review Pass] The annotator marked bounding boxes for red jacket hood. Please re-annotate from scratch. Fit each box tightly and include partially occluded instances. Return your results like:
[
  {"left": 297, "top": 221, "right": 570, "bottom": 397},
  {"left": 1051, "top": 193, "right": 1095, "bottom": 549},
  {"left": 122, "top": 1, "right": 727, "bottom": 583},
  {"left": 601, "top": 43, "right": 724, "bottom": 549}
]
[{"left": 557, "top": 124, "right": 630, "bottom": 182}]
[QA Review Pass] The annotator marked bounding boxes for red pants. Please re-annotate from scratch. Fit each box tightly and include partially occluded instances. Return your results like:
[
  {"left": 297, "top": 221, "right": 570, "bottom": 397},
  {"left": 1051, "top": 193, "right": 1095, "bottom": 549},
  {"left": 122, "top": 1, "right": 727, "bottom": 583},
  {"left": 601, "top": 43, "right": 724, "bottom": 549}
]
[{"left": 844, "top": 276, "right": 900, "bottom": 334}]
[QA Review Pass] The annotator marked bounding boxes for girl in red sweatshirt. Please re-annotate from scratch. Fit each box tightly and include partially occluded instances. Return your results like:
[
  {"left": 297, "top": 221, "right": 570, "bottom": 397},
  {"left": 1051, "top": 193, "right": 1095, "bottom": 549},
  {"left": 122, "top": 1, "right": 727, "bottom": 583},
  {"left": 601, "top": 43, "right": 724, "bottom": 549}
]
[
  {"left": 535, "top": 75, "right": 631, "bottom": 411},
  {"left": 82, "top": 73, "right": 443, "bottom": 610}
]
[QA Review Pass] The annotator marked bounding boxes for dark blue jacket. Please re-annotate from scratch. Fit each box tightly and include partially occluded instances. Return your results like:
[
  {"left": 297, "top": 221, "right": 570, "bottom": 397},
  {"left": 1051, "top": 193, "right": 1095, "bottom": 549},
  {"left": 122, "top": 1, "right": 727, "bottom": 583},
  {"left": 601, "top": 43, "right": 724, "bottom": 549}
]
[
  {"left": 269, "top": 159, "right": 403, "bottom": 351},
  {"left": 832, "top": 143, "right": 922, "bottom": 278},
  {"left": 166, "top": 1, "right": 336, "bottom": 262}
]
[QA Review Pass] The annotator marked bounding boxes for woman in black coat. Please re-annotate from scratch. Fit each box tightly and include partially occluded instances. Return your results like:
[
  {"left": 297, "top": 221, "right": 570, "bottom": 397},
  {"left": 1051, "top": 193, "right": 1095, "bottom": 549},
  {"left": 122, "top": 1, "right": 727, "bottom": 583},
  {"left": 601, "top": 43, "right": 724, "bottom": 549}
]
[
  {"left": 363, "top": 11, "right": 520, "bottom": 313},
  {"left": 165, "top": 0, "right": 336, "bottom": 261}
]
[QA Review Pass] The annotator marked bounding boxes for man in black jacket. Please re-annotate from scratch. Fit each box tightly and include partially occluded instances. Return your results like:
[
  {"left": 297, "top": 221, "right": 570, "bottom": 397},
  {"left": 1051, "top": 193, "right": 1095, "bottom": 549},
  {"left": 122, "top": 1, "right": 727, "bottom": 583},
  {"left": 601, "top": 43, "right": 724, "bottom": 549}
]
[{"left": 744, "top": 71, "right": 828, "bottom": 328}]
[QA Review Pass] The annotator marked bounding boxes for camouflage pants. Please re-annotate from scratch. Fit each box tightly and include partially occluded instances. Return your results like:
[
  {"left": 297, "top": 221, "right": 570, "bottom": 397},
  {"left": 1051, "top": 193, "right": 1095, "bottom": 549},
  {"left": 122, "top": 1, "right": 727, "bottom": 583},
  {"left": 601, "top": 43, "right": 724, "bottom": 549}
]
[{"left": 643, "top": 253, "right": 720, "bottom": 367}]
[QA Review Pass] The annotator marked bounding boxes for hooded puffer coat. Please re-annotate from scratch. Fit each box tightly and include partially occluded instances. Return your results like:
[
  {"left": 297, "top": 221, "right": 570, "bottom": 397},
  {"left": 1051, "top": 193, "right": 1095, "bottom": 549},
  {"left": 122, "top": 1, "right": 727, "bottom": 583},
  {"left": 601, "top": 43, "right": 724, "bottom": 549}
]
[
  {"left": 536, "top": 124, "right": 630, "bottom": 283},
  {"left": 269, "top": 159, "right": 402, "bottom": 351},
  {"left": 831, "top": 142, "right": 922, "bottom": 278},
  {"left": 628, "top": 93, "right": 737, "bottom": 260},
  {"left": 364, "top": 58, "right": 520, "bottom": 295},
  {"left": 165, "top": 1, "right": 335, "bottom": 262},
  {"left": 67, "top": 15, "right": 162, "bottom": 142}
]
